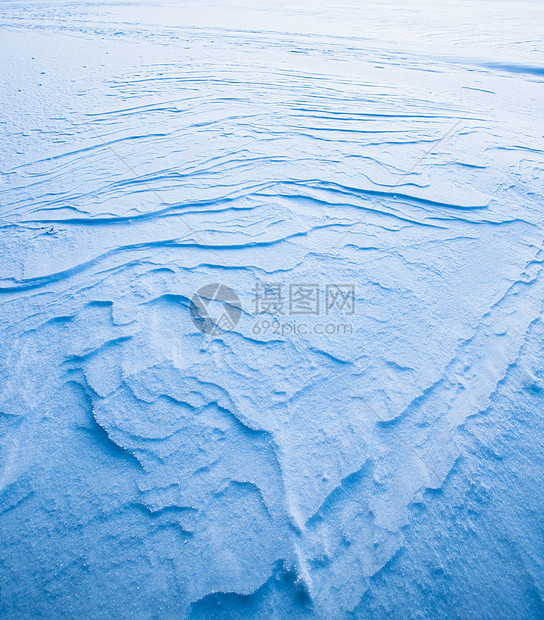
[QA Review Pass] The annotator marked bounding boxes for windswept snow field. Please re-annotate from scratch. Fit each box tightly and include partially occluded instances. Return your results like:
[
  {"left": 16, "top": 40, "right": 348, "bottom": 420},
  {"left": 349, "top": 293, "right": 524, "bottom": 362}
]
[{"left": 1, "top": 0, "right": 544, "bottom": 617}]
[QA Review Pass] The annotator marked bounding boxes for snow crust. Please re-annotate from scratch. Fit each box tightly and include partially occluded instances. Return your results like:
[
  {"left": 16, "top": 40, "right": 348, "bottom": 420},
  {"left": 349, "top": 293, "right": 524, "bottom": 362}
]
[{"left": 1, "top": 1, "right": 544, "bottom": 617}]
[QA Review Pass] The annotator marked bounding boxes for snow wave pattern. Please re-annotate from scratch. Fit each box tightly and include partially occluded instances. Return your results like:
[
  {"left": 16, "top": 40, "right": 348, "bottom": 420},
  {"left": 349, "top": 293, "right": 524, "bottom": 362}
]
[{"left": 1, "top": 1, "right": 544, "bottom": 617}]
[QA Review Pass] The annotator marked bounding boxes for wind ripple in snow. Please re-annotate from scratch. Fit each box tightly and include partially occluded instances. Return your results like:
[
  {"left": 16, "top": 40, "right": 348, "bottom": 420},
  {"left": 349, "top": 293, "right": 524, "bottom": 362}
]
[{"left": 1, "top": 1, "right": 544, "bottom": 617}]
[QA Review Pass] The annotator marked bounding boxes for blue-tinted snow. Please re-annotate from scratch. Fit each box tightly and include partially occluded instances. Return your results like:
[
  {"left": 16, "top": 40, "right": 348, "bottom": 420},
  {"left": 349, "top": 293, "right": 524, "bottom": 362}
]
[{"left": 1, "top": 1, "right": 544, "bottom": 617}]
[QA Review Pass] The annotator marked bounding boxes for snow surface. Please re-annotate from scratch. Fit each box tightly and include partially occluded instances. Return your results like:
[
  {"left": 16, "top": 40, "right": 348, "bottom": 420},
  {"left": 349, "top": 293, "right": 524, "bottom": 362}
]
[{"left": 1, "top": 0, "right": 544, "bottom": 617}]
